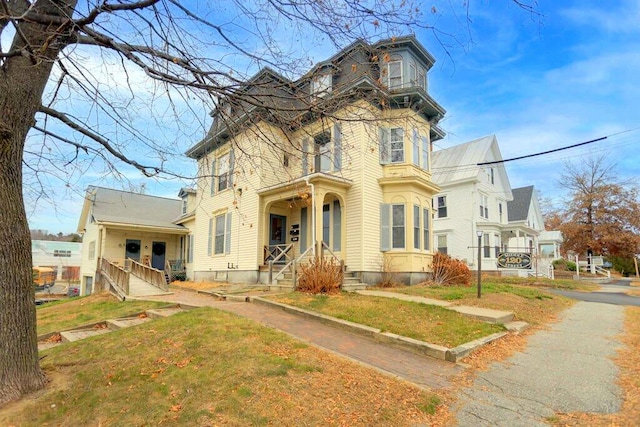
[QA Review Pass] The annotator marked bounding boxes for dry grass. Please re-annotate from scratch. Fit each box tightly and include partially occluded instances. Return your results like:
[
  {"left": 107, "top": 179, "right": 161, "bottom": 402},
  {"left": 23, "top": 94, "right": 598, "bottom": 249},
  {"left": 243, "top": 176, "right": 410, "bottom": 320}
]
[
  {"left": 551, "top": 306, "right": 640, "bottom": 426},
  {"left": 170, "top": 280, "right": 228, "bottom": 291},
  {"left": 1, "top": 307, "right": 446, "bottom": 426},
  {"left": 297, "top": 256, "right": 343, "bottom": 294}
]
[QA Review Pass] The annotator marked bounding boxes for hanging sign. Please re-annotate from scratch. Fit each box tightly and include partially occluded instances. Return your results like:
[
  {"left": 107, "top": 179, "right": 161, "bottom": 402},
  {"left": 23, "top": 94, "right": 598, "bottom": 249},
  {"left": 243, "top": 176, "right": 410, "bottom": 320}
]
[{"left": 497, "top": 252, "right": 532, "bottom": 269}]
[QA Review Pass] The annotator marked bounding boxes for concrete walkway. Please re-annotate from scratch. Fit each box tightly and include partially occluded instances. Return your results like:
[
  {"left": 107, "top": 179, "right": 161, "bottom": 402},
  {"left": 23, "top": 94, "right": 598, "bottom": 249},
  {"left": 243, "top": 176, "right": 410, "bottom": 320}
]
[
  {"left": 139, "top": 289, "right": 463, "bottom": 390},
  {"left": 453, "top": 301, "right": 625, "bottom": 426}
]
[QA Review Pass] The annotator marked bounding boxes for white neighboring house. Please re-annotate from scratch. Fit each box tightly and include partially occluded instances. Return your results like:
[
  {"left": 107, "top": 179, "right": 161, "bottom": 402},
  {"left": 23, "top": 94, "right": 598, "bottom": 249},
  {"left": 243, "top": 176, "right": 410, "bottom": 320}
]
[
  {"left": 432, "top": 136, "right": 562, "bottom": 277},
  {"left": 507, "top": 186, "right": 563, "bottom": 275},
  {"left": 31, "top": 240, "right": 82, "bottom": 281},
  {"left": 431, "top": 135, "right": 513, "bottom": 271}
]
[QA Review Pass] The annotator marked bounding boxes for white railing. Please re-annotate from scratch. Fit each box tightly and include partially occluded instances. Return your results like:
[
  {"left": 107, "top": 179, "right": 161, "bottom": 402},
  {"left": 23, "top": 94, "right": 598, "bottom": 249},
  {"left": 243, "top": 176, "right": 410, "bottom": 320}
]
[{"left": 269, "top": 244, "right": 314, "bottom": 285}]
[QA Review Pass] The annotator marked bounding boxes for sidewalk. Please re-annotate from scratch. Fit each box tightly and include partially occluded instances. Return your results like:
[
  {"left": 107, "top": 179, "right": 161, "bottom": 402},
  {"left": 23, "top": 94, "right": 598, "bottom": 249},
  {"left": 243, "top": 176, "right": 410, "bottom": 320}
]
[
  {"left": 453, "top": 301, "right": 625, "bottom": 426},
  {"left": 140, "top": 288, "right": 463, "bottom": 390}
]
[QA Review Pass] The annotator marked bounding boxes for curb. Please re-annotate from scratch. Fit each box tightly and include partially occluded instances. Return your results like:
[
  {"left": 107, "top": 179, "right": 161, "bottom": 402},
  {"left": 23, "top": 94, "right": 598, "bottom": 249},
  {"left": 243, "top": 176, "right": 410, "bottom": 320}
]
[{"left": 251, "top": 296, "right": 517, "bottom": 363}]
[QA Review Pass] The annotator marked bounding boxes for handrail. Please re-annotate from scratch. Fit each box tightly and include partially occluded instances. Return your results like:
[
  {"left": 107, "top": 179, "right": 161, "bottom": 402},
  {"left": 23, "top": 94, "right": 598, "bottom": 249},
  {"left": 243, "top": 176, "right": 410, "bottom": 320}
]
[
  {"left": 321, "top": 241, "right": 340, "bottom": 263},
  {"left": 129, "top": 258, "right": 169, "bottom": 291},
  {"left": 594, "top": 265, "right": 611, "bottom": 278},
  {"left": 100, "top": 258, "right": 129, "bottom": 299},
  {"left": 270, "top": 244, "right": 314, "bottom": 284},
  {"left": 264, "top": 244, "right": 293, "bottom": 264}
]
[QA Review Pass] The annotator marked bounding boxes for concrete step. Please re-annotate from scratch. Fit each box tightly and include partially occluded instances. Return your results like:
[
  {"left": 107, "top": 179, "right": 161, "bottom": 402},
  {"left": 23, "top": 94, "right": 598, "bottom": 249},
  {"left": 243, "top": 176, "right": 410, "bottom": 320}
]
[
  {"left": 146, "top": 307, "right": 186, "bottom": 319},
  {"left": 106, "top": 316, "right": 152, "bottom": 330},
  {"left": 60, "top": 326, "right": 111, "bottom": 343}
]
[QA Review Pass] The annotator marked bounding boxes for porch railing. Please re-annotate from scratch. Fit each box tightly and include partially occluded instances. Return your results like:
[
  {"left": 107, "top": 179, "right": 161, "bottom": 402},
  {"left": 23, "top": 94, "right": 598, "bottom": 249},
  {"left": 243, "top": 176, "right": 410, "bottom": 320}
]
[
  {"left": 264, "top": 244, "right": 293, "bottom": 264},
  {"left": 99, "top": 257, "right": 129, "bottom": 300},
  {"left": 129, "top": 258, "right": 169, "bottom": 291},
  {"left": 269, "top": 244, "right": 314, "bottom": 285},
  {"left": 165, "top": 259, "right": 186, "bottom": 282}
]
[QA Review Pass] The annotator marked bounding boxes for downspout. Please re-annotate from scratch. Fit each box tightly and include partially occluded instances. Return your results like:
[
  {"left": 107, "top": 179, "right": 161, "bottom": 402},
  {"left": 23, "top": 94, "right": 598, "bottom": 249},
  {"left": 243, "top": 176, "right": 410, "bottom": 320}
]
[{"left": 304, "top": 177, "right": 316, "bottom": 256}]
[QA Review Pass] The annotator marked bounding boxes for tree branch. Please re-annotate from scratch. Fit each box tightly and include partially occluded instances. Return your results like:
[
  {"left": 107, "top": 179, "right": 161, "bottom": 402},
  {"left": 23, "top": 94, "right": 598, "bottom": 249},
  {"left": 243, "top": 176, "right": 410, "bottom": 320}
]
[{"left": 38, "top": 105, "right": 160, "bottom": 177}]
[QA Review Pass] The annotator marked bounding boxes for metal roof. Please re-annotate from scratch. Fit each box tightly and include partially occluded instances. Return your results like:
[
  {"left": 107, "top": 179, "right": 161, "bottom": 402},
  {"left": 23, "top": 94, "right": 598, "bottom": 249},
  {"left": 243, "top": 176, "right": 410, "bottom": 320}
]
[{"left": 432, "top": 135, "right": 497, "bottom": 185}]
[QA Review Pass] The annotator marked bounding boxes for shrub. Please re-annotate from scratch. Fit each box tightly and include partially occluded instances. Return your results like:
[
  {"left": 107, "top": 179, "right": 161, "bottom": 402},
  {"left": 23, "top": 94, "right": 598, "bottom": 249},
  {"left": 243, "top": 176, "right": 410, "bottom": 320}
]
[
  {"left": 552, "top": 259, "right": 576, "bottom": 272},
  {"left": 431, "top": 253, "right": 471, "bottom": 286},
  {"left": 609, "top": 256, "right": 635, "bottom": 277},
  {"left": 378, "top": 256, "right": 400, "bottom": 288},
  {"left": 297, "top": 256, "right": 343, "bottom": 294}
]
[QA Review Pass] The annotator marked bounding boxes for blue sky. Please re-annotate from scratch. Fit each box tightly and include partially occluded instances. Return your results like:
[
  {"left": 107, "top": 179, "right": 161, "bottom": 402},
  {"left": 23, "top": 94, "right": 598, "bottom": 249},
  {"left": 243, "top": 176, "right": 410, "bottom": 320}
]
[{"left": 22, "top": 0, "right": 640, "bottom": 233}]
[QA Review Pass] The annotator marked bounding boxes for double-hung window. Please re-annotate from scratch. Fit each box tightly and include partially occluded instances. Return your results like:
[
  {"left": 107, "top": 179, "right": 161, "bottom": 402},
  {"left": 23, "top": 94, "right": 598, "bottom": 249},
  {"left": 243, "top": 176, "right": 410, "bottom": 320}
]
[
  {"left": 436, "top": 235, "right": 447, "bottom": 254},
  {"left": 483, "top": 234, "right": 491, "bottom": 258},
  {"left": 412, "top": 129, "right": 420, "bottom": 167},
  {"left": 211, "top": 150, "right": 234, "bottom": 195},
  {"left": 423, "top": 207, "right": 430, "bottom": 251},
  {"left": 480, "top": 194, "right": 489, "bottom": 219},
  {"left": 379, "top": 127, "right": 404, "bottom": 164},
  {"left": 436, "top": 196, "right": 447, "bottom": 218},
  {"left": 380, "top": 203, "right": 406, "bottom": 250},
  {"left": 387, "top": 60, "right": 402, "bottom": 89},
  {"left": 421, "top": 136, "right": 430, "bottom": 171},
  {"left": 413, "top": 205, "right": 420, "bottom": 249},
  {"left": 208, "top": 212, "right": 232, "bottom": 256},
  {"left": 311, "top": 74, "right": 332, "bottom": 98}
]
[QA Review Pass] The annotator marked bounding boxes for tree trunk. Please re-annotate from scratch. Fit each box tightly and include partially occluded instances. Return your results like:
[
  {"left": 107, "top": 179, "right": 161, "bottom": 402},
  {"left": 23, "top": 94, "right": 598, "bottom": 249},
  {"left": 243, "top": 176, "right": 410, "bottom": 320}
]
[{"left": 0, "top": 0, "right": 78, "bottom": 405}]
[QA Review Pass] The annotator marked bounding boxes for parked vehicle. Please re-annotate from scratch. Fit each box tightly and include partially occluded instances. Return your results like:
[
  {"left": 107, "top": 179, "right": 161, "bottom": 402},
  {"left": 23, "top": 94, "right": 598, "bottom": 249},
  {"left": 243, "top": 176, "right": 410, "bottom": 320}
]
[
  {"left": 67, "top": 286, "right": 80, "bottom": 297},
  {"left": 33, "top": 267, "right": 55, "bottom": 291}
]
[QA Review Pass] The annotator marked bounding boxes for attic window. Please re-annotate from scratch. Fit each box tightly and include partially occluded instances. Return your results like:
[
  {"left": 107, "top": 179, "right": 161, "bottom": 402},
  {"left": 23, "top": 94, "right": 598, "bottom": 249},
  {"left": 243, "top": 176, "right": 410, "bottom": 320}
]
[
  {"left": 181, "top": 196, "right": 188, "bottom": 215},
  {"left": 311, "top": 74, "right": 332, "bottom": 97}
]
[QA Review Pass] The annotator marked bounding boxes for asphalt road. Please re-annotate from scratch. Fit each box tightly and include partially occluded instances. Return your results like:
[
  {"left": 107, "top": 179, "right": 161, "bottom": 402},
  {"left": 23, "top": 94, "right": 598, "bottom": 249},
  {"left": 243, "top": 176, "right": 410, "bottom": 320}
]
[{"left": 549, "top": 280, "right": 640, "bottom": 306}]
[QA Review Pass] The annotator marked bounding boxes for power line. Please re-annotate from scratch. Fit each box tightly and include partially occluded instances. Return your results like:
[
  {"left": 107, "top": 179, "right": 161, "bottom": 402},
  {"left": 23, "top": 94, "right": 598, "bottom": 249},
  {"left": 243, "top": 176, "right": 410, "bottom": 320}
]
[{"left": 477, "top": 136, "right": 608, "bottom": 166}]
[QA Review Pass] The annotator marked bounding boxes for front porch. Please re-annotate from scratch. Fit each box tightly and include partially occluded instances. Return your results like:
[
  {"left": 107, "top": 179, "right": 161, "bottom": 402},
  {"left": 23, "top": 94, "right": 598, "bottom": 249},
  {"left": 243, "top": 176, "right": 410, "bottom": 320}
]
[{"left": 257, "top": 173, "right": 355, "bottom": 286}]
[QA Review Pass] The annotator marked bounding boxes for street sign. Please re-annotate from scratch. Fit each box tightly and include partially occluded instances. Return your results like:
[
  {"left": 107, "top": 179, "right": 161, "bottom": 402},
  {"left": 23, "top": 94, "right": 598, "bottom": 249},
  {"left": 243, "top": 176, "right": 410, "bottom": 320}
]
[{"left": 497, "top": 252, "right": 532, "bottom": 269}]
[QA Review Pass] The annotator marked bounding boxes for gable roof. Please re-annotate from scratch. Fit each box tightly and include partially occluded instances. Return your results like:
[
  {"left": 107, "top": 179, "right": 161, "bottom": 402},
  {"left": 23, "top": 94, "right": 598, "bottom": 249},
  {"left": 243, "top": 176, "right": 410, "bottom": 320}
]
[
  {"left": 77, "top": 186, "right": 185, "bottom": 232},
  {"left": 431, "top": 135, "right": 511, "bottom": 196},
  {"left": 508, "top": 186, "right": 534, "bottom": 222}
]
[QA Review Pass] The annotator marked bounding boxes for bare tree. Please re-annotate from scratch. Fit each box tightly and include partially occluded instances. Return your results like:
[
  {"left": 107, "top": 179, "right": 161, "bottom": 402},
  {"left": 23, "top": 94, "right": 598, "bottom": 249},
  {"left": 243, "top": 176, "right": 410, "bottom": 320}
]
[
  {"left": 0, "top": 0, "right": 539, "bottom": 404},
  {"left": 557, "top": 155, "right": 640, "bottom": 258}
]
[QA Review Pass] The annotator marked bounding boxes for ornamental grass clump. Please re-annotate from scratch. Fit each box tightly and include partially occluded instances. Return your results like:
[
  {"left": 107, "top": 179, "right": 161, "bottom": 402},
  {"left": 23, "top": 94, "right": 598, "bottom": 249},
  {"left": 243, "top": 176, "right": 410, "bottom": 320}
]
[
  {"left": 431, "top": 252, "right": 472, "bottom": 286},
  {"left": 297, "top": 256, "right": 343, "bottom": 294}
]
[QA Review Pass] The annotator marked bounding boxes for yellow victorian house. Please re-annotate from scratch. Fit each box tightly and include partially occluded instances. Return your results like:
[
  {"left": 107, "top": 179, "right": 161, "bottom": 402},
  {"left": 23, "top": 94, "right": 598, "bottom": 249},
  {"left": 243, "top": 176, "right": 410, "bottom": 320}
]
[{"left": 185, "top": 36, "right": 446, "bottom": 285}]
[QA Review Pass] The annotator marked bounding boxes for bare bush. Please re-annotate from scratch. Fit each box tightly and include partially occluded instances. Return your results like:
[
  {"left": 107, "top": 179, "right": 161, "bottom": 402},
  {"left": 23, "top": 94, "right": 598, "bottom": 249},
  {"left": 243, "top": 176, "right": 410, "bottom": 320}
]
[
  {"left": 297, "top": 256, "right": 343, "bottom": 294},
  {"left": 378, "top": 255, "right": 400, "bottom": 288},
  {"left": 430, "top": 253, "right": 471, "bottom": 286}
]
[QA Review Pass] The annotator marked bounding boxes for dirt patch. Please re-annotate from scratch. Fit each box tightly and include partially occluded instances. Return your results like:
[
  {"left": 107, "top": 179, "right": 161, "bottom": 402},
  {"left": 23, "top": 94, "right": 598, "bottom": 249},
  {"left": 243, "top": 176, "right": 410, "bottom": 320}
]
[{"left": 170, "top": 280, "right": 229, "bottom": 291}]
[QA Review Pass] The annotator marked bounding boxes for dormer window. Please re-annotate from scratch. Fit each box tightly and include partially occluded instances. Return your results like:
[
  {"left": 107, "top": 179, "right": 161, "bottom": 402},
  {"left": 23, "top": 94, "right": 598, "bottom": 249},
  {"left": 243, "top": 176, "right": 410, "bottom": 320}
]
[{"left": 311, "top": 74, "right": 332, "bottom": 97}]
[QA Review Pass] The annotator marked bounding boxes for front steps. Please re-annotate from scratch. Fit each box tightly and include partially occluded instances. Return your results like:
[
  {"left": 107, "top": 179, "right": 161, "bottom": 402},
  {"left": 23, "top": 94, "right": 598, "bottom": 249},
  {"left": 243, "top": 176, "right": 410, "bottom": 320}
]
[{"left": 272, "top": 269, "right": 368, "bottom": 291}]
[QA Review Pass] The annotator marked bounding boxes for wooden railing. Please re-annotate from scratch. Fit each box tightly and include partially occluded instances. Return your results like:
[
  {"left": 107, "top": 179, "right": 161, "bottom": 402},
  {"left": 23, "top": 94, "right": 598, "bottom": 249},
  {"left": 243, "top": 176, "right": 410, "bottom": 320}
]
[
  {"left": 100, "top": 258, "right": 129, "bottom": 300},
  {"left": 129, "top": 258, "right": 169, "bottom": 291},
  {"left": 264, "top": 244, "right": 293, "bottom": 264},
  {"left": 165, "top": 259, "right": 186, "bottom": 282},
  {"left": 269, "top": 244, "right": 313, "bottom": 285}
]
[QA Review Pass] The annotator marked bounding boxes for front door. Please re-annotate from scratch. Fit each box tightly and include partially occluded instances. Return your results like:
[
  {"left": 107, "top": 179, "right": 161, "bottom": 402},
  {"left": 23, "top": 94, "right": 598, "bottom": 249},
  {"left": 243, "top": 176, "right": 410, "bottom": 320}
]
[
  {"left": 269, "top": 214, "right": 286, "bottom": 246},
  {"left": 151, "top": 241, "right": 166, "bottom": 270},
  {"left": 125, "top": 239, "right": 141, "bottom": 261}
]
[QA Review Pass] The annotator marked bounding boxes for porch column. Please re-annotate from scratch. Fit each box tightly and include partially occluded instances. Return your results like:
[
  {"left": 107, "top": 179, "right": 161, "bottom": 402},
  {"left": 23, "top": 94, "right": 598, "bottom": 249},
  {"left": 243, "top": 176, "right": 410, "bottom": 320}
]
[{"left": 314, "top": 189, "right": 325, "bottom": 256}]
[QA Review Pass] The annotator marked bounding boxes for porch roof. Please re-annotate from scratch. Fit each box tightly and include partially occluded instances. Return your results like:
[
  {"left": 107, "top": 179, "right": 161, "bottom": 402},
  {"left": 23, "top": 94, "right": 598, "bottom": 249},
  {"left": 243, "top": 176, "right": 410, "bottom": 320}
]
[{"left": 256, "top": 172, "right": 353, "bottom": 197}]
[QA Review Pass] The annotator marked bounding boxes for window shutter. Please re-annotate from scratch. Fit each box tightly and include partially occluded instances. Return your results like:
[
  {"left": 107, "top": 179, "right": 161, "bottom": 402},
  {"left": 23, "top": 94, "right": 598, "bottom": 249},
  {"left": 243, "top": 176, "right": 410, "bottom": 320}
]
[
  {"left": 333, "top": 123, "right": 342, "bottom": 171},
  {"left": 189, "top": 235, "right": 194, "bottom": 263},
  {"left": 207, "top": 218, "right": 213, "bottom": 256},
  {"left": 210, "top": 157, "right": 216, "bottom": 196},
  {"left": 300, "top": 207, "right": 308, "bottom": 251},
  {"left": 333, "top": 200, "right": 341, "bottom": 251},
  {"left": 302, "top": 138, "right": 309, "bottom": 175},
  {"left": 379, "top": 128, "right": 390, "bottom": 164},
  {"left": 228, "top": 149, "right": 235, "bottom": 187},
  {"left": 380, "top": 203, "right": 390, "bottom": 251},
  {"left": 225, "top": 212, "right": 232, "bottom": 255}
]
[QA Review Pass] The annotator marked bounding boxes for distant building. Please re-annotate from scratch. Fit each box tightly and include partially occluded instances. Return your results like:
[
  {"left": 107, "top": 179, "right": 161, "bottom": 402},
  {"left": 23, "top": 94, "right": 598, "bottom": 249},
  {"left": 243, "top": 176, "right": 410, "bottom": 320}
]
[{"left": 31, "top": 240, "right": 82, "bottom": 281}]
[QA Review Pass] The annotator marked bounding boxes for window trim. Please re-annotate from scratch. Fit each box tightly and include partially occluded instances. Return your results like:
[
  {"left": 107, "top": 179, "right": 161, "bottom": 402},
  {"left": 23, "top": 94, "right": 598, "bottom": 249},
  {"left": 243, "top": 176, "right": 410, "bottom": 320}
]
[
  {"left": 413, "top": 204, "right": 420, "bottom": 250},
  {"left": 311, "top": 73, "right": 332, "bottom": 97},
  {"left": 391, "top": 204, "right": 405, "bottom": 249},
  {"left": 436, "top": 234, "right": 447, "bottom": 255}
]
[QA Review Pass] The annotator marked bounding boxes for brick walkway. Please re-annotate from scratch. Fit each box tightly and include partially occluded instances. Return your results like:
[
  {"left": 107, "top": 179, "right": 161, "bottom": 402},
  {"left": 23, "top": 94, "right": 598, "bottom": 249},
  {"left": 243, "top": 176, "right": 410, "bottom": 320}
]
[{"left": 140, "top": 289, "right": 463, "bottom": 390}]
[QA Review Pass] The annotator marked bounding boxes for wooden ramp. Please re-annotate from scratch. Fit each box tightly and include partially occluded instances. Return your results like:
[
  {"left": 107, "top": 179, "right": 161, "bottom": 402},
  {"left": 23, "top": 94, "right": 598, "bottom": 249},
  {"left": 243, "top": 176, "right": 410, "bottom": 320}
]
[{"left": 128, "top": 274, "right": 170, "bottom": 297}]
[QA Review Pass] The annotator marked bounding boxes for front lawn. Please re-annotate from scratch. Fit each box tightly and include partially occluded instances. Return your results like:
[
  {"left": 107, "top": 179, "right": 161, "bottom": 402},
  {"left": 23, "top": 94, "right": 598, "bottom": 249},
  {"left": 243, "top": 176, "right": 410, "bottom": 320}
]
[
  {"left": 3, "top": 307, "right": 445, "bottom": 426},
  {"left": 37, "top": 293, "right": 169, "bottom": 335},
  {"left": 376, "top": 278, "right": 576, "bottom": 325},
  {"left": 268, "top": 292, "right": 504, "bottom": 347}
]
